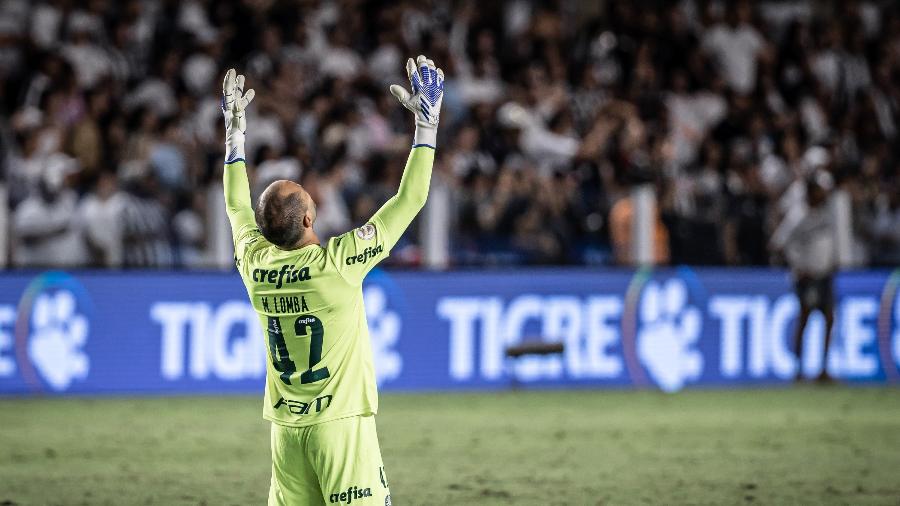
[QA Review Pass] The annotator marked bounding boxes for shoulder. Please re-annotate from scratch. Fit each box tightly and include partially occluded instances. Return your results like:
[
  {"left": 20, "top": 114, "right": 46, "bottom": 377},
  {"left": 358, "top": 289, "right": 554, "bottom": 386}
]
[
  {"left": 241, "top": 228, "right": 269, "bottom": 253},
  {"left": 235, "top": 227, "right": 269, "bottom": 266},
  {"left": 327, "top": 221, "right": 381, "bottom": 250},
  {"left": 325, "top": 221, "right": 384, "bottom": 266},
  {"left": 325, "top": 232, "right": 352, "bottom": 263}
]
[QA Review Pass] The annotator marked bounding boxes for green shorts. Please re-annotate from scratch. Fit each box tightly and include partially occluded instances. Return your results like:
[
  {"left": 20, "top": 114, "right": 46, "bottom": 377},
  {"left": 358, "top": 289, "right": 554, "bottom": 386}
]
[{"left": 268, "top": 414, "right": 391, "bottom": 506}]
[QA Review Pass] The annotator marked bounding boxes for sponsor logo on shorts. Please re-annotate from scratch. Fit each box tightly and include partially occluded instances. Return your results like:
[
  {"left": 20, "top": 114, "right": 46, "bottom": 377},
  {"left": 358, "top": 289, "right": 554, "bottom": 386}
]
[
  {"left": 329, "top": 485, "right": 372, "bottom": 504},
  {"left": 385, "top": 495, "right": 391, "bottom": 506},
  {"left": 345, "top": 245, "right": 384, "bottom": 266},
  {"left": 272, "top": 395, "right": 332, "bottom": 415}
]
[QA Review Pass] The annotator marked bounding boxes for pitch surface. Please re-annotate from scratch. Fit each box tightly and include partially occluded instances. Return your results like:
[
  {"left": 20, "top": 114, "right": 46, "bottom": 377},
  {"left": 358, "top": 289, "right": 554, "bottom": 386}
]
[{"left": 1, "top": 387, "right": 898, "bottom": 505}]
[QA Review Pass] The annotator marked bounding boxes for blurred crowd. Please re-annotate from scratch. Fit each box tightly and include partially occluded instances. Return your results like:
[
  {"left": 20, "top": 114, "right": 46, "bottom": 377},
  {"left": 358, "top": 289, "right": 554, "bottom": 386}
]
[{"left": 1, "top": 0, "right": 899, "bottom": 268}]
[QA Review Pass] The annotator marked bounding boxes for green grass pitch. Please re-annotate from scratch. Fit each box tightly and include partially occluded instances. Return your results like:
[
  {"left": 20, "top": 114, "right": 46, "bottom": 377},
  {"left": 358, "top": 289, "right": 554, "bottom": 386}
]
[{"left": 1, "top": 387, "right": 899, "bottom": 505}]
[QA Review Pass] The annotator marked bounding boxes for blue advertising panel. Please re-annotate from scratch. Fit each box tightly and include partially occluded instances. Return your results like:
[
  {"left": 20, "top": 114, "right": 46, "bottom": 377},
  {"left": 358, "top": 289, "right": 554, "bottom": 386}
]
[{"left": 0, "top": 268, "right": 898, "bottom": 395}]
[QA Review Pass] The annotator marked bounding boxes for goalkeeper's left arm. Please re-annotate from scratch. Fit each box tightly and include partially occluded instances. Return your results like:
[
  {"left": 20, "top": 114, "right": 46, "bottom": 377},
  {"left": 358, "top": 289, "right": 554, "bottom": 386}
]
[
  {"left": 221, "top": 68, "right": 257, "bottom": 249},
  {"left": 328, "top": 55, "right": 445, "bottom": 285},
  {"left": 369, "top": 55, "right": 444, "bottom": 250}
]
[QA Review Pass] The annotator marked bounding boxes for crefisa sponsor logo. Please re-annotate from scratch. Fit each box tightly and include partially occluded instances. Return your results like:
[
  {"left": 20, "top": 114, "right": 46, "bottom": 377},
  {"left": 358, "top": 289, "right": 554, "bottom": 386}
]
[
  {"left": 346, "top": 245, "right": 384, "bottom": 266},
  {"left": 13, "top": 272, "right": 93, "bottom": 392},
  {"left": 329, "top": 485, "right": 372, "bottom": 504}
]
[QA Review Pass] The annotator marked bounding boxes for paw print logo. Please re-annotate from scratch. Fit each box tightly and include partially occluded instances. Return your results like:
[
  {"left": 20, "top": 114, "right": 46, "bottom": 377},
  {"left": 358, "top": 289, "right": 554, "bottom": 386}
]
[
  {"left": 892, "top": 289, "right": 900, "bottom": 376},
  {"left": 637, "top": 279, "right": 702, "bottom": 392},
  {"left": 27, "top": 290, "right": 90, "bottom": 391},
  {"left": 364, "top": 285, "right": 402, "bottom": 386}
]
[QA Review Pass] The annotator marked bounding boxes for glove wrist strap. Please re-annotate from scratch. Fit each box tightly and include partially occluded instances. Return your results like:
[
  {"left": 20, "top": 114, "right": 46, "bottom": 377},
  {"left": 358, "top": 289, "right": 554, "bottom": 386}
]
[
  {"left": 413, "top": 125, "right": 437, "bottom": 148},
  {"left": 225, "top": 129, "right": 246, "bottom": 163}
]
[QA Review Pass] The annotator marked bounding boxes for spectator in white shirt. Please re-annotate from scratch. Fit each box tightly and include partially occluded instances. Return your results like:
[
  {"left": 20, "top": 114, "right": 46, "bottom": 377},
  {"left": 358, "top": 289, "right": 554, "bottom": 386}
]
[
  {"left": 13, "top": 156, "right": 88, "bottom": 267},
  {"left": 61, "top": 14, "right": 112, "bottom": 90},
  {"left": 78, "top": 172, "right": 126, "bottom": 267},
  {"left": 702, "top": 2, "right": 765, "bottom": 95}
]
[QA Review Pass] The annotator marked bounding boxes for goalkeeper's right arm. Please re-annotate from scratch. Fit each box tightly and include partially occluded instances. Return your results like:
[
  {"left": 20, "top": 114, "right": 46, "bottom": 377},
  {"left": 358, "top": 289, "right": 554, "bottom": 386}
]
[{"left": 221, "top": 68, "right": 257, "bottom": 245}]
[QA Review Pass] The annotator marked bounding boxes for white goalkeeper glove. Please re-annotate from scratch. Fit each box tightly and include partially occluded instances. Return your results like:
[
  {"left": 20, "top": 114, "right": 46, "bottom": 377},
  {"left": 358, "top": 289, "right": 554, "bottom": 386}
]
[
  {"left": 390, "top": 55, "right": 444, "bottom": 148},
  {"left": 222, "top": 68, "right": 256, "bottom": 163}
]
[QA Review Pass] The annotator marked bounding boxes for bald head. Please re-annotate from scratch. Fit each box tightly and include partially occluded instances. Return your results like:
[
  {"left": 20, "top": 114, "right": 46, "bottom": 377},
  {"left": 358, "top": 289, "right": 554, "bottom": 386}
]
[{"left": 255, "top": 180, "right": 316, "bottom": 249}]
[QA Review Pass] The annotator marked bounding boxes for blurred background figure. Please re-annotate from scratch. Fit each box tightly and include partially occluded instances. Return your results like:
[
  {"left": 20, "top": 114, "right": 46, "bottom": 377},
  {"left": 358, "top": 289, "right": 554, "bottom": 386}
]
[
  {"left": 771, "top": 172, "right": 837, "bottom": 382},
  {"left": 78, "top": 171, "right": 125, "bottom": 268},
  {"left": 12, "top": 154, "right": 86, "bottom": 267}
]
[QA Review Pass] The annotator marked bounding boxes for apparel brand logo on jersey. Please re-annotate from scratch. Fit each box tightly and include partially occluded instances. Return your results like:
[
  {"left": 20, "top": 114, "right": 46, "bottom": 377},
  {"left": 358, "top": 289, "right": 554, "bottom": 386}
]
[
  {"left": 273, "top": 394, "right": 332, "bottom": 415},
  {"left": 346, "top": 245, "right": 384, "bottom": 266},
  {"left": 252, "top": 264, "right": 311, "bottom": 288},
  {"left": 329, "top": 485, "right": 372, "bottom": 504},
  {"left": 356, "top": 223, "right": 376, "bottom": 240}
]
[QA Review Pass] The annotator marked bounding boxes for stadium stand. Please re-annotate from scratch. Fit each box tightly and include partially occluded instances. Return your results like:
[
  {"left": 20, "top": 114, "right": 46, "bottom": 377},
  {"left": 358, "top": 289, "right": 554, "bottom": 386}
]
[{"left": 0, "top": 0, "right": 898, "bottom": 268}]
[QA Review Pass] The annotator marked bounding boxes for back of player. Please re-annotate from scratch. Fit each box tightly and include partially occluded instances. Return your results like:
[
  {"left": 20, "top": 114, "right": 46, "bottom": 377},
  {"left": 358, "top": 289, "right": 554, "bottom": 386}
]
[
  {"left": 243, "top": 232, "right": 385, "bottom": 428},
  {"left": 240, "top": 223, "right": 394, "bottom": 506},
  {"left": 220, "top": 56, "right": 444, "bottom": 506}
]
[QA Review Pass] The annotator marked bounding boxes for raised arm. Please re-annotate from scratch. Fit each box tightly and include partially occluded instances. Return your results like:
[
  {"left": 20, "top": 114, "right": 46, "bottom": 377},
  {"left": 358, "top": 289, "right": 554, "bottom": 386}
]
[
  {"left": 371, "top": 55, "right": 444, "bottom": 248},
  {"left": 329, "top": 55, "right": 444, "bottom": 284},
  {"left": 368, "top": 145, "right": 434, "bottom": 251},
  {"left": 221, "top": 69, "right": 257, "bottom": 246}
]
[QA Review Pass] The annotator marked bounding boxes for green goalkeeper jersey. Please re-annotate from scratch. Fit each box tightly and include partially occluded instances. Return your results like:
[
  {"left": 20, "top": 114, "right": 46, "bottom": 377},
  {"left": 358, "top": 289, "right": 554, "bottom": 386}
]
[{"left": 223, "top": 147, "right": 434, "bottom": 427}]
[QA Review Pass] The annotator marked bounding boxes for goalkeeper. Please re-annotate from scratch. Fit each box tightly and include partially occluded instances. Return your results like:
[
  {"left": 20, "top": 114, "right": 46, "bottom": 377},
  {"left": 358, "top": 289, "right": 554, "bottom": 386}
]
[{"left": 221, "top": 56, "right": 443, "bottom": 505}]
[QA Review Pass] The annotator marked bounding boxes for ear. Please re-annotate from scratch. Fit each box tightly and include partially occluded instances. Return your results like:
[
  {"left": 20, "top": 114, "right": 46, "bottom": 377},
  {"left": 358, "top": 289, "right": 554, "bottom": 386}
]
[{"left": 303, "top": 213, "right": 313, "bottom": 228}]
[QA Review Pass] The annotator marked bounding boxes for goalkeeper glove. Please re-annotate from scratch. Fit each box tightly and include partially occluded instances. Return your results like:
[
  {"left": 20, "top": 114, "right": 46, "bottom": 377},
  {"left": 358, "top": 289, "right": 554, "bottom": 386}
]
[
  {"left": 390, "top": 55, "right": 444, "bottom": 148},
  {"left": 222, "top": 68, "right": 256, "bottom": 163}
]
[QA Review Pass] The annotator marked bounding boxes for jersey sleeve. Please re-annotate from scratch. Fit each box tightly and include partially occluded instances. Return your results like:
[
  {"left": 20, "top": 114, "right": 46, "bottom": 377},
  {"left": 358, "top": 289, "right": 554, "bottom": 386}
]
[
  {"left": 327, "top": 146, "right": 434, "bottom": 285},
  {"left": 224, "top": 159, "right": 263, "bottom": 261},
  {"left": 326, "top": 217, "right": 391, "bottom": 286}
]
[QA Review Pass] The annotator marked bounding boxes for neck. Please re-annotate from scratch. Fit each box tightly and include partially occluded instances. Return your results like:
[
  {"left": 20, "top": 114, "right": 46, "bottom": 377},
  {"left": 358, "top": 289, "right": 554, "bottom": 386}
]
[{"left": 294, "top": 231, "right": 320, "bottom": 249}]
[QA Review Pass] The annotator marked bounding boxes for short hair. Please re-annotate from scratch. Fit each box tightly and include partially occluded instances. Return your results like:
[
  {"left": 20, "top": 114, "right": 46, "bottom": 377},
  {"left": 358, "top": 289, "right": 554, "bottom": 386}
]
[{"left": 255, "top": 185, "right": 306, "bottom": 248}]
